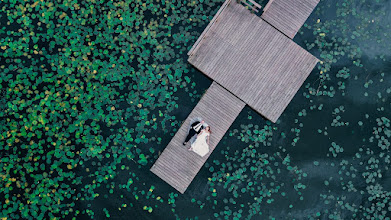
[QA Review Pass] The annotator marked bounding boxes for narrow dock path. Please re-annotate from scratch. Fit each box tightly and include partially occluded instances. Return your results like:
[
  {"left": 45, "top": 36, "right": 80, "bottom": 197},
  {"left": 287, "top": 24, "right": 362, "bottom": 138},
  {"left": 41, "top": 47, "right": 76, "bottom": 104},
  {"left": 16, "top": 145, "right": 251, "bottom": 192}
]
[
  {"left": 262, "top": 0, "right": 320, "bottom": 39},
  {"left": 150, "top": 82, "right": 245, "bottom": 193}
]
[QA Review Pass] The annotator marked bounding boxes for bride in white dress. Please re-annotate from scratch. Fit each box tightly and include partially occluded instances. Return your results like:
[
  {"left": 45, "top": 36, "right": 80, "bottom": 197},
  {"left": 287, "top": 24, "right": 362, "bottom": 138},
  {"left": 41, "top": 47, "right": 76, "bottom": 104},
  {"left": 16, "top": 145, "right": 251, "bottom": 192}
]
[{"left": 189, "top": 126, "right": 211, "bottom": 157}]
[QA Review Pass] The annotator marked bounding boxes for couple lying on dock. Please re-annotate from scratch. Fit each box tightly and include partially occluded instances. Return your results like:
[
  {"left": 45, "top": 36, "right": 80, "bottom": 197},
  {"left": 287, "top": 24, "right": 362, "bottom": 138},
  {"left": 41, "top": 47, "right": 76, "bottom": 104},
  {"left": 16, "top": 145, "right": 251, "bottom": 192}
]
[{"left": 183, "top": 119, "right": 211, "bottom": 157}]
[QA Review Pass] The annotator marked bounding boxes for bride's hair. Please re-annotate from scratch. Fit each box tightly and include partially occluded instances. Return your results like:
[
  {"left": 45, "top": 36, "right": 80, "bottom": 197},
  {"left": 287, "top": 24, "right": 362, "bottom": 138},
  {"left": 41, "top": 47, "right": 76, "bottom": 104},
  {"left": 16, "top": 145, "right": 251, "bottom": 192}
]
[{"left": 206, "top": 126, "right": 211, "bottom": 134}]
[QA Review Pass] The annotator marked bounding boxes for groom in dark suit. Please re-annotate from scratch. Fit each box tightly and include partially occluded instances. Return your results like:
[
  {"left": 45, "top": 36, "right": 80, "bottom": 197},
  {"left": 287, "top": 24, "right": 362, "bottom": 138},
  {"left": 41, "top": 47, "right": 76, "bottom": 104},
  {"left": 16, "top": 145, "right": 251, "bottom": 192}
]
[{"left": 183, "top": 120, "right": 204, "bottom": 145}]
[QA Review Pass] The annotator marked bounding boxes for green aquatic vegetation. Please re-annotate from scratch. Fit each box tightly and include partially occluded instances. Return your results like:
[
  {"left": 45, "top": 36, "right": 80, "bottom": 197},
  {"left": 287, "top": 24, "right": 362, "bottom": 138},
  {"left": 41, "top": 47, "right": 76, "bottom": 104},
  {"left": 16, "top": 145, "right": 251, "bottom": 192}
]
[
  {"left": 2, "top": 0, "right": 391, "bottom": 219},
  {"left": 202, "top": 123, "right": 308, "bottom": 219},
  {"left": 370, "top": 117, "right": 391, "bottom": 150},
  {"left": 315, "top": 113, "right": 391, "bottom": 219},
  {"left": 289, "top": 122, "right": 302, "bottom": 146},
  {"left": 328, "top": 142, "right": 344, "bottom": 157},
  {"left": 103, "top": 208, "right": 110, "bottom": 218},
  {"left": 1, "top": 0, "right": 216, "bottom": 218},
  {"left": 331, "top": 106, "right": 349, "bottom": 127},
  {"left": 302, "top": 0, "right": 391, "bottom": 99}
]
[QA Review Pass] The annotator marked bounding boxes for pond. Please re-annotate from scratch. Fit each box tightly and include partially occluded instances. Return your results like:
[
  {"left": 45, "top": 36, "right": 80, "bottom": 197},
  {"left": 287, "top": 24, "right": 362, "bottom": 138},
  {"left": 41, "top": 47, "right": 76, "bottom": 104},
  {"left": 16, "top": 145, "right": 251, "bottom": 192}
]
[{"left": 1, "top": 0, "right": 390, "bottom": 219}]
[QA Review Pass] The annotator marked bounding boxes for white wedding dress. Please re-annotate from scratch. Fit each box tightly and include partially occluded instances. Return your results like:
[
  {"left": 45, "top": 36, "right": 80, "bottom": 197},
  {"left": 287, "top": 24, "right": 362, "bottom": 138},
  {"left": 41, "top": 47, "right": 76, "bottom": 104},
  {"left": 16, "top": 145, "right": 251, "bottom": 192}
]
[{"left": 190, "top": 131, "right": 210, "bottom": 157}]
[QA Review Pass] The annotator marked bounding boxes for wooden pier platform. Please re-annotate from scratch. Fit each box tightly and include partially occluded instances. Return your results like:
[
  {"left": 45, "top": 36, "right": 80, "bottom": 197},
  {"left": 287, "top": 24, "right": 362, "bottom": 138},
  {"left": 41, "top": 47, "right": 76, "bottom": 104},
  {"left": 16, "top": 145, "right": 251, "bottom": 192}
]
[
  {"left": 150, "top": 82, "right": 245, "bottom": 193},
  {"left": 188, "top": 0, "right": 319, "bottom": 123}
]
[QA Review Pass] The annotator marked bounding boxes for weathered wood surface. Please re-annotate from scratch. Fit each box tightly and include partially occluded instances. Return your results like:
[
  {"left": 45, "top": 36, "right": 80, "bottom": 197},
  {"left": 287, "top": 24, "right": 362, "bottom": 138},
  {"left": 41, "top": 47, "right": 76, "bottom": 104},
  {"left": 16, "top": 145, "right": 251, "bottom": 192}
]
[
  {"left": 263, "top": 0, "right": 275, "bottom": 12},
  {"left": 261, "top": 0, "right": 320, "bottom": 38},
  {"left": 188, "top": 1, "right": 319, "bottom": 123},
  {"left": 188, "top": 0, "right": 233, "bottom": 56},
  {"left": 150, "top": 82, "right": 245, "bottom": 193}
]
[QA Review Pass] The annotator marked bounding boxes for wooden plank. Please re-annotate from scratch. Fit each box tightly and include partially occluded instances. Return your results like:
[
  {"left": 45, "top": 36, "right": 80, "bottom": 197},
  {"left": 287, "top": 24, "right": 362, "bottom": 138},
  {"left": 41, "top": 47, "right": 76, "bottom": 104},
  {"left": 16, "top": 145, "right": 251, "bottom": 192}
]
[
  {"left": 247, "top": 0, "right": 262, "bottom": 9},
  {"left": 187, "top": 0, "right": 233, "bottom": 56},
  {"left": 150, "top": 82, "right": 245, "bottom": 193},
  {"left": 238, "top": 0, "right": 261, "bottom": 13},
  {"left": 261, "top": 0, "right": 320, "bottom": 38},
  {"left": 189, "top": 1, "right": 319, "bottom": 123},
  {"left": 263, "top": 0, "right": 275, "bottom": 12},
  {"left": 241, "top": 1, "right": 259, "bottom": 13}
]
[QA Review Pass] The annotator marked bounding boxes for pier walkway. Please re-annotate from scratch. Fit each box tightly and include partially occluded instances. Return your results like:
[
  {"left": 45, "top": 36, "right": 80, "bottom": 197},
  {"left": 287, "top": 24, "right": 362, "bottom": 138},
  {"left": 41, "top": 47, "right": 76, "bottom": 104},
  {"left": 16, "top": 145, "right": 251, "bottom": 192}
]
[
  {"left": 151, "top": 0, "right": 320, "bottom": 193},
  {"left": 151, "top": 82, "right": 245, "bottom": 193}
]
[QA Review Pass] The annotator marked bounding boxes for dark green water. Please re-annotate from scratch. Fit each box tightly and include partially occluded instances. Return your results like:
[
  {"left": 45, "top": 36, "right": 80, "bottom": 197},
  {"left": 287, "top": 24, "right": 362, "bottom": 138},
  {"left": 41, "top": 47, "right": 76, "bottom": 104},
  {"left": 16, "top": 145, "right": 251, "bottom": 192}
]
[{"left": 1, "top": 0, "right": 391, "bottom": 219}]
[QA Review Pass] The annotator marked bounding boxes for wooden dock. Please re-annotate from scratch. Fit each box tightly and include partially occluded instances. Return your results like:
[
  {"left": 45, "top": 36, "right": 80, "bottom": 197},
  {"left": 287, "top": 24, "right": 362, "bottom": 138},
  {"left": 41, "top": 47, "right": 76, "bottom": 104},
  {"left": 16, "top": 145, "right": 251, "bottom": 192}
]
[
  {"left": 262, "top": 0, "right": 320, "bottom": 39},
  {"left": 151, "top": 0, "right": 320, "bottom": 193},
  {"left": 150, "top": 82, "right": 245, "bottom": 193},
  {"left": 188, "top": 0, "right": 319, "bottom": 123}
]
